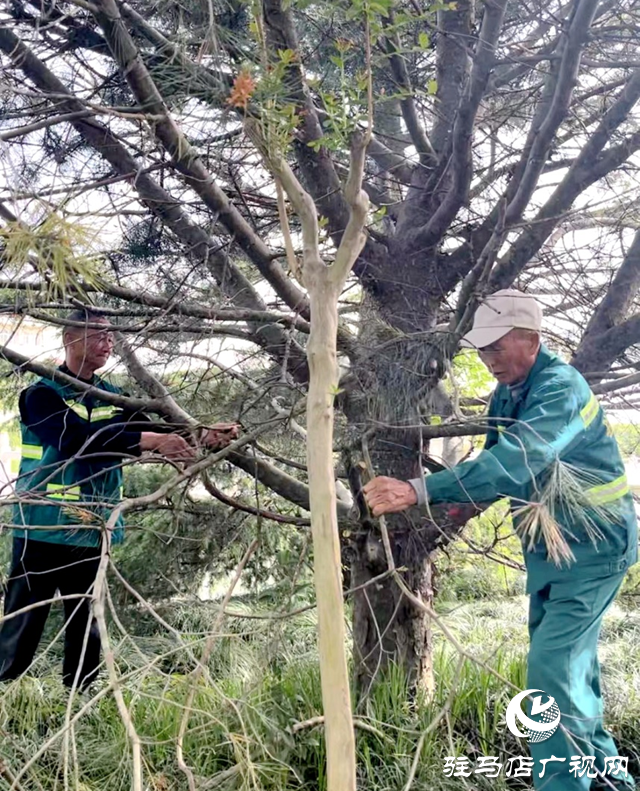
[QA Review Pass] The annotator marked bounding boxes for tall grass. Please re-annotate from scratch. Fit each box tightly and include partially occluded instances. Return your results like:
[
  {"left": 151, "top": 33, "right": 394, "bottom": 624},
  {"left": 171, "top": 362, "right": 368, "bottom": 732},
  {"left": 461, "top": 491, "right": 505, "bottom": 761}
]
[{"left": 1, "top": 594, "right": 638, "bottom": 791}]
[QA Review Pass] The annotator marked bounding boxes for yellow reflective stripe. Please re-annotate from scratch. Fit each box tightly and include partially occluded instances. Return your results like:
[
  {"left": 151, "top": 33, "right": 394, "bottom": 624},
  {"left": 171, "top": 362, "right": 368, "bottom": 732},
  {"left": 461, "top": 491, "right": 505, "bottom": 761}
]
[
  {"left": 580, "top": 393, "right": 600, "bottom": 429},
  {"left": 21, "top": 444, "right": 43, "bottom": 460},
  {"left": 46, "top": 483, "right": 81, "bottom": 501},
  {"left": 586, "top": 474, "right": 630, "bottom": 506},
  {"left": 65, "top": 400, "right": 89, "bottom": 420},
  {"left": 90, "top": 406, "right": 121, "bottom": 421}
]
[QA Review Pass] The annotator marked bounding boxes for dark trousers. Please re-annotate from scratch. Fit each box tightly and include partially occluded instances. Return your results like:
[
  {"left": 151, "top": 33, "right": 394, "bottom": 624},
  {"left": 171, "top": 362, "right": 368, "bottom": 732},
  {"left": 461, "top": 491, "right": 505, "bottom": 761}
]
[{"left": 0, "top": 537, "right": 101, "bottom": 689}]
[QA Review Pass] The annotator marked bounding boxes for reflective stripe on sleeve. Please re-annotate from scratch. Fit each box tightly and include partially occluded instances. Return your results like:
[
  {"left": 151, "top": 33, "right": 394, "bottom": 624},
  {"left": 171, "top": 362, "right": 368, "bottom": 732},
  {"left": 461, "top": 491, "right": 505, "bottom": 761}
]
[
  {"left": 21, "top": 444, "right": 43, "bottom": 460},
  {"left": 586, "top": 474, "right": 630, "bottom": 506},
  {"left": 90, "top": 405, "right": 122, "bottom": 421},
  {"left": 64, "top": 400, "right": 90, "bottom": 421},
  {"left": 580, "top": 393, "right": 600, "bottom": 429}
]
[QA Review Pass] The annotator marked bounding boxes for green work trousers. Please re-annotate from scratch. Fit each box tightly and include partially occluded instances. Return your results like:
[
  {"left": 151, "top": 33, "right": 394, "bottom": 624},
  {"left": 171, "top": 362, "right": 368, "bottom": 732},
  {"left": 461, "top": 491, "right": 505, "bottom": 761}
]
[{"left": 527, "top": 570, "right": 635, "bottom": 791}]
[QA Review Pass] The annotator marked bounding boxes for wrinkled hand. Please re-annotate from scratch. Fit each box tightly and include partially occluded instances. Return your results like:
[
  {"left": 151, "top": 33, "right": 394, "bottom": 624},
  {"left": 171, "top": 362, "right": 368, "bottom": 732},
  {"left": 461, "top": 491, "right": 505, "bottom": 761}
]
[
  {"left": 140, "top": 432, "right": 196, "bottom": 464},
  {"left": 201, "top": 422, "right": 241, "bottom": 451},
  {"left": 363, "top": 476, "right": 417, "bottom": 517}
]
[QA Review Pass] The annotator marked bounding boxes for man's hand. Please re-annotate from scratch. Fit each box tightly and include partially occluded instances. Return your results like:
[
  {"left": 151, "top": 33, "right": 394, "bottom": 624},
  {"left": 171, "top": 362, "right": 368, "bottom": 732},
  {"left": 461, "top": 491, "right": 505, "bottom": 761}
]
[
  {"left": 140, "top": 432, "right": 196, "bottom": 463},
  {"left": 201, "top": 422, "right": 241, "bottom": 451},
  {"left": 363, "top": 476, "right": 417, "bottom": 517}
]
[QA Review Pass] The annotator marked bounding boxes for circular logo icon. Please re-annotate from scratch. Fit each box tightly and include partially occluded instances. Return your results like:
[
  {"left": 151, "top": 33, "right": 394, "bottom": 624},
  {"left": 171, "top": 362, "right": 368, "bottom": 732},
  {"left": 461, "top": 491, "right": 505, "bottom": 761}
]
[{"left": 506, "top": 689, "right": 561, "bottom": 743}]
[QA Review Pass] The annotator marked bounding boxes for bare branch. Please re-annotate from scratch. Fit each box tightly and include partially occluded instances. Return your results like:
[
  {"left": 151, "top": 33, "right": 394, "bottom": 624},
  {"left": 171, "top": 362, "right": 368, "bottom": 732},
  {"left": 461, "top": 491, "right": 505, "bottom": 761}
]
[
  {"left": 261, "top": 0, "right": 350, "bottom": 232},
  {"left": 366, "top": 135, "right": 414, "bottom": 185},
  {"left": 571, "top": 312, "right": 640, "bottom": 377},
  {"left": 0, "top": 109, "right": 93, "bottom": 140},
  {"left": 407, "top": 0, "right": 508, "bottom": 251},
  {"left": 256, "top": 129, "right": 323, "bottom": 285},
  {"left": 200, "top": 472, "right": 311, "bottom": 526},
  {"left": 593, "top": 369, "right": 640, "bottom": 395},
  {"left": 0, "top": 344, "right": 160, "bottom": 412},
  {"left": 93, "top": 0, "right": 309, "bottom": 317},
  {"left": 381, "top": 15, "right": 435, "bottom": 165},
  {"left": 490, "top": 126, "right": 640, "bottom": 289},
  {"left": 227, "top": 448, "right": 353, "bottom": 516},
  {"left": 114, "top": 332, "right": 196, "bottom": 426},
  {"left": 261, "top": 0, "right": 389, "bottom": 275},
  {"left": 332, "top": 130, "right": 371, "bottom": 285},
  {"left": 430, "top": 0, "right": 473, "bottom": 155},
  {"left": 572, "top": 228, "right": 640, "bottom": 372},
  {"left": 501, "top": 0, "right": 600, "bottom": 226},
  {"left": 488, "top": 1, "right": 573, "bottom": 92},
  {"left": 176, "top": 538, "right": 259, "bottom": 791},
  {"left": 0, "top": 27, "right": 310, "bottom": 381},
  {"left": 93, "top": 535, "right": 143, "bottom": 791}
]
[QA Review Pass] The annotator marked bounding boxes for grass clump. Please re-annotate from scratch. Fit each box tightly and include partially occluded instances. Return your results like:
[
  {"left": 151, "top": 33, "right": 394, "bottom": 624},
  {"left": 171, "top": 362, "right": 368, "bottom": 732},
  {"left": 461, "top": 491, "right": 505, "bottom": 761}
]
[{"left": 0, "top": 593, "right": 638, "bottom": 791}]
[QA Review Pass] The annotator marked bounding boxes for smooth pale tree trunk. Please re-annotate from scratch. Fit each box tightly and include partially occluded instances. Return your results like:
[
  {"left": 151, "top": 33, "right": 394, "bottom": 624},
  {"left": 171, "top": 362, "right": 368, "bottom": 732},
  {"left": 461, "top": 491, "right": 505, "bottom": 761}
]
[
  {"left": 306, "top": 277, "right": 357, "bottom": 791},
  {"left": 257, "top": 118, "right": 370, "bottom": 789}
]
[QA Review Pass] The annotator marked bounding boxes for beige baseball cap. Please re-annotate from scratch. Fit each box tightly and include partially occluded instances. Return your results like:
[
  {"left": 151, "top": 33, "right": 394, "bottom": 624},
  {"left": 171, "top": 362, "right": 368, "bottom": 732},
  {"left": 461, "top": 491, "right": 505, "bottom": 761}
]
[{"left": 461, "top": 289, "right": 543, "bottom": 350}]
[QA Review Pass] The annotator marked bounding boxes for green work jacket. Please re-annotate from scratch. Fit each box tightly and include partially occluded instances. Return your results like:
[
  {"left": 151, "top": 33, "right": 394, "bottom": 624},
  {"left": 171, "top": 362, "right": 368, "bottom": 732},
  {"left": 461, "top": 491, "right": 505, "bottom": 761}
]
[
  {"left": 13, "top": 373, "right": 132, "bottom": 547},
  {"left": 417, "top": 346, "right": 638, "bottom": 591}
]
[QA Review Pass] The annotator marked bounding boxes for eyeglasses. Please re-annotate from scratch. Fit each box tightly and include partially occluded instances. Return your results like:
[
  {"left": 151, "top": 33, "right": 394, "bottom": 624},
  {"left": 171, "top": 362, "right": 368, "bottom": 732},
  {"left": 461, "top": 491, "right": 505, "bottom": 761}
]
[
  {"left": 88, "top": 329, "right": 114, "bottom": 345},
  {"left": 478, "top": 342, "right": 507, "bottom": 356}
]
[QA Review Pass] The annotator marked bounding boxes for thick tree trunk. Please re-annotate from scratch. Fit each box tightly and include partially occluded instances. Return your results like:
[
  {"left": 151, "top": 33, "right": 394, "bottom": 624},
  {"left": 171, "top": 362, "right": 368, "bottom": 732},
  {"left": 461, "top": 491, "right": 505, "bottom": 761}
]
[
  {"left": 351, "top": 520, "right": 436, "bottom": 699},
  {"left": 347, "top": 424, "right": 455, "bottom": 699},
  {"left": 344, "top": 305, "right": 448, "bottom": 698}
]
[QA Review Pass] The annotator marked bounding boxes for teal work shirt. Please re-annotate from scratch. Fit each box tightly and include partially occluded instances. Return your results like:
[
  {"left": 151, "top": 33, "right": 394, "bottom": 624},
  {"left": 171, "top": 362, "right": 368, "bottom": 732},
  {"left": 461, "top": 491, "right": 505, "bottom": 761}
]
[{"left": 413, "top": 346, "right": 638, "bottom": 591}]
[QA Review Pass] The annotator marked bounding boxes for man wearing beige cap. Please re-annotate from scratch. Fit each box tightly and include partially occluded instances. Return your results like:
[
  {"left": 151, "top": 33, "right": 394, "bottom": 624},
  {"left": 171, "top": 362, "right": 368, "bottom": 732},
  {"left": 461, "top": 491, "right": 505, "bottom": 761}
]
[{"left": 364, "top": 289, "right": 637, "bottom": 791}]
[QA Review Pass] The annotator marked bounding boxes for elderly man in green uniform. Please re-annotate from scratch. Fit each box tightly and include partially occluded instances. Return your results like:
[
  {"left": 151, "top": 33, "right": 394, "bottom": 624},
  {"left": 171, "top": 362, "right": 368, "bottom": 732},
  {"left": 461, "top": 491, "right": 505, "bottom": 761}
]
[
  {"left": 364, "top": 290, "right": 637, "bottom": 791},
  {"left": 0, "top": 309, "right": 238, "bottom": 690}
]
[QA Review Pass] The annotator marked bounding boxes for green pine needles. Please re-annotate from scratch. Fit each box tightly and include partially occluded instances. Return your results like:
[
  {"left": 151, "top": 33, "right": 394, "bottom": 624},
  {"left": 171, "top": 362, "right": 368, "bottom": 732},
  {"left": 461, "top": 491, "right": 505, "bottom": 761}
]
[{"left": 512, "top": 459, "right": 619, "bottom": 567}]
